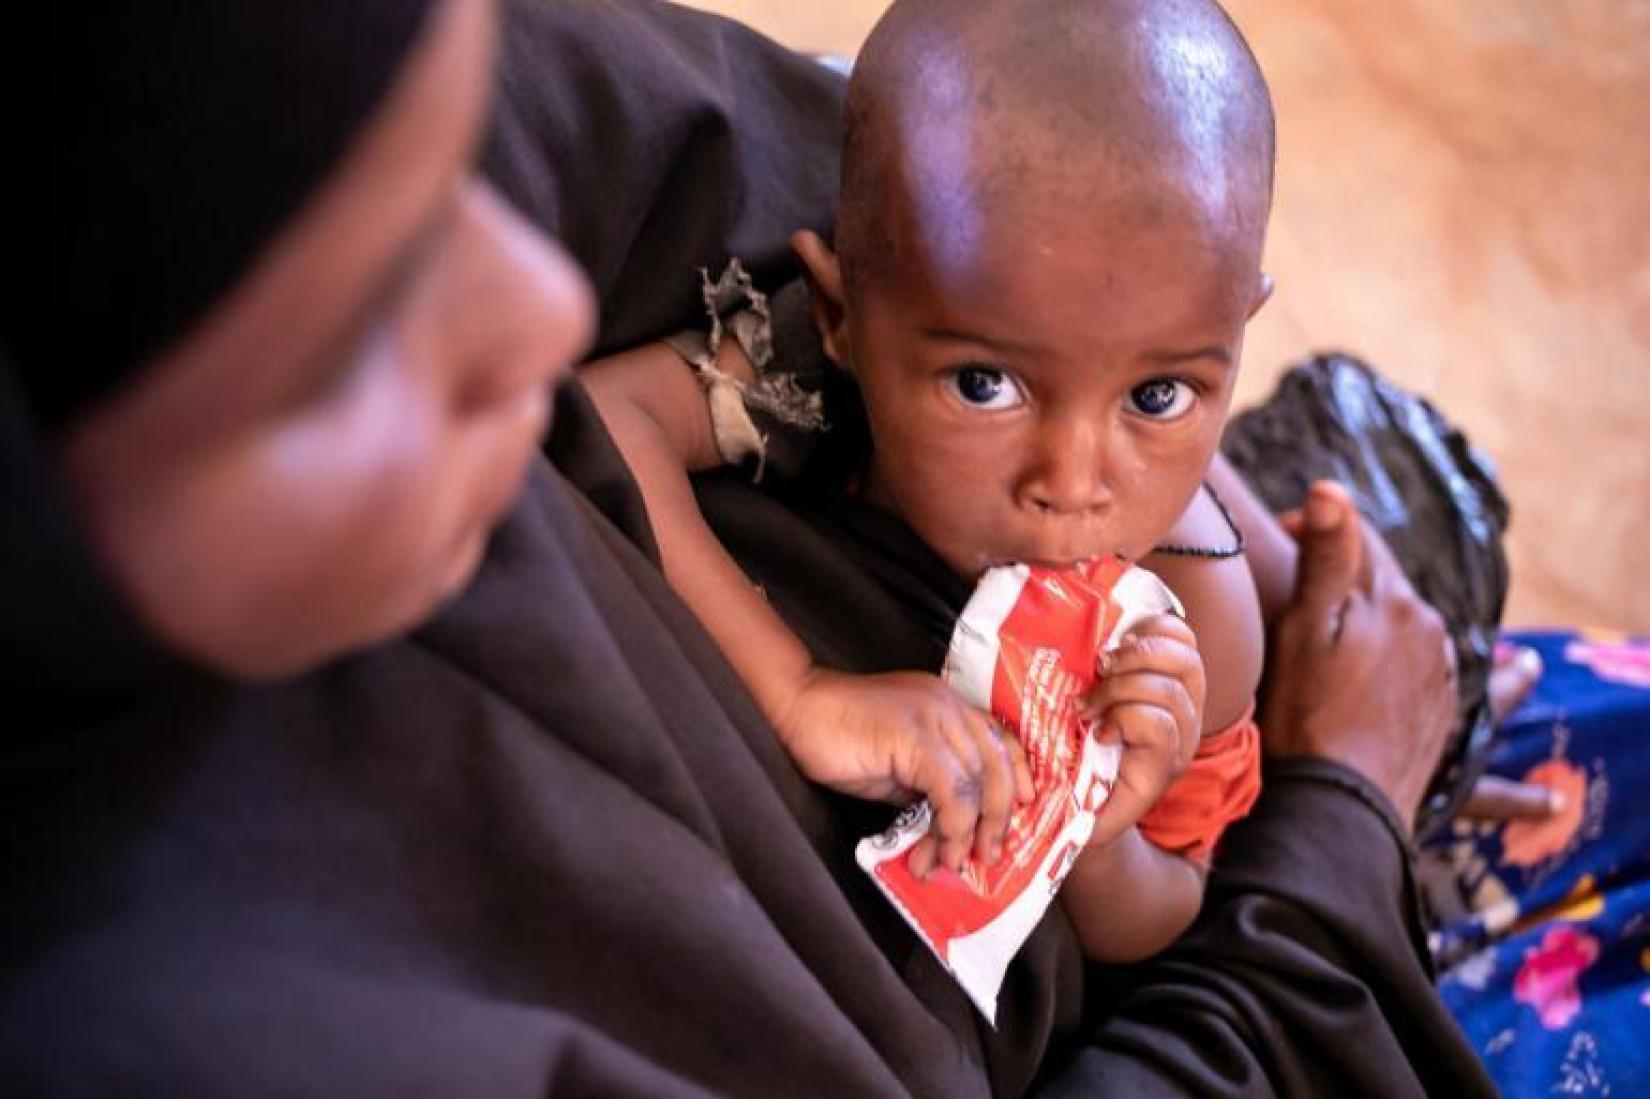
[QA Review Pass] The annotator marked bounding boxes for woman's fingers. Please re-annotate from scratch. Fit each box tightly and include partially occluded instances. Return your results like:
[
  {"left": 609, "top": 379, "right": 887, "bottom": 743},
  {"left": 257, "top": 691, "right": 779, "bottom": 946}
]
[
  {"left": 1262, "top": 503, "right": 1457, "bottom": 829},
  {"left": 1290, "top": 483, "right": 1367, "bottom": 641},
  {"left": 1488, "top": 644, "right": 1543, "bottom": 723},
  {"left": 1460, "top": 774, "right": 1565, "bottom": 822}
]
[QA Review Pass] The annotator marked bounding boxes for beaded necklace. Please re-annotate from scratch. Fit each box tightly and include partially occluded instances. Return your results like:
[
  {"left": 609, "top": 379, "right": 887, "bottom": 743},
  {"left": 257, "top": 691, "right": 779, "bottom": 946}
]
[{"left": 1152, "top": 481, "right": 1247, "bottom": 559}]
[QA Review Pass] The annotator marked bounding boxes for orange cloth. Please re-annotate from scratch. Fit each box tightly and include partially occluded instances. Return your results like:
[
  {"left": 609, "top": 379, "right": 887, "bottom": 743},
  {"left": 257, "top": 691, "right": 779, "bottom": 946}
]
[{"left": 1137, "top": 702, "right": 1262, "bottom": 863}]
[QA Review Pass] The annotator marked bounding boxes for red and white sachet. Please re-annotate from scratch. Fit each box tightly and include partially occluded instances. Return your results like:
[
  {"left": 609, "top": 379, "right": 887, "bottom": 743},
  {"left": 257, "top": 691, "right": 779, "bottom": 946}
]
[{"left": 855, "top": 556, "right": 1183, "bottom": 1022}]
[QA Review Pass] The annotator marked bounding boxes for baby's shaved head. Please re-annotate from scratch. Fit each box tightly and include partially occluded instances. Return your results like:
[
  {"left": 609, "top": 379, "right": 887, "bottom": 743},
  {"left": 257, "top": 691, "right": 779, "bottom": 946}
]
[{"left": 836, "top": 0, "right": 1275, "bottom": 296}]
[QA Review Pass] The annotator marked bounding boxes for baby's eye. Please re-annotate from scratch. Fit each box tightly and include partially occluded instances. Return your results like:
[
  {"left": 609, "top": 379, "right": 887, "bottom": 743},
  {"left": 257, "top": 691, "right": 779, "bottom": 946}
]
[
  {"left": 946, "top": 366, "right": 1025, "bottom": 410},
  {"left": 1128, "top": 378, "right": 1196, "bottom": 420}
]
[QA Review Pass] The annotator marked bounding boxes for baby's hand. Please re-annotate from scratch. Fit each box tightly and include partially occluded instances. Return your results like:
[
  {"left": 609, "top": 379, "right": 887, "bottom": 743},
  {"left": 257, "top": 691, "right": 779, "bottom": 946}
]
[
  {"left": 1079, "top": 615, "right": 1207, "bottom": 848},
  {"left": 781, "top": 669, "right": 1034, "bottom": 876}
]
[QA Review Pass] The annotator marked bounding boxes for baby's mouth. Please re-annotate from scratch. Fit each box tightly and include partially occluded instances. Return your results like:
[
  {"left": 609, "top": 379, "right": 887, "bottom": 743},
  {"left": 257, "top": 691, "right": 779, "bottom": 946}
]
[{"left": 987, "top": 549, "right": 1124, "bottom": 572}]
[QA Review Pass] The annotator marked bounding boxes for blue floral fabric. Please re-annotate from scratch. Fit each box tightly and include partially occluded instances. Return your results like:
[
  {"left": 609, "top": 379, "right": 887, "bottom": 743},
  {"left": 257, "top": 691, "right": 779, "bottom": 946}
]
[{"left": 1431, "top": 629, "right": 1650, "bottom": 1097}]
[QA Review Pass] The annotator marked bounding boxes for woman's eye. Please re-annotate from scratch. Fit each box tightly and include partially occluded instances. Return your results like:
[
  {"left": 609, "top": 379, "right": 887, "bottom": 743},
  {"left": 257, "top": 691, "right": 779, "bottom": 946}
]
[
  {"left": 1129, "top": 378, "right": 1196, "bottom": 420},
  {"left": 947, "top": 366, "right": 1025, "bottom": 410}
]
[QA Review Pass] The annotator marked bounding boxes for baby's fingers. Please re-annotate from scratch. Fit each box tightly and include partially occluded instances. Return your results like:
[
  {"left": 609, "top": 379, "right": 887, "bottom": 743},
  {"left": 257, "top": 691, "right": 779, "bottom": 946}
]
[
  {"left": 1088, "top": 702, "right": 1184, "bottom": 847},
  {"left": 912, "top": 743, "right": 984, "bottom": 877},
  {"left": 1115, "top": 612, "right": 1197, "bottom": 647},
  {"left": 958, "top": 713, "right": 1030, "bottom": 864},
  {"left": 1005, "top": 723, "right": 1035, "bottom": 805},
  {"left": 907, "top": 834, "right": 940, "bottom": 879},
  {"left": 1097, "top": 618, "right": 1203, "bottom": 693},
  {"left": 1084, "top": 673, "right": 1200, "bottom": 767}
]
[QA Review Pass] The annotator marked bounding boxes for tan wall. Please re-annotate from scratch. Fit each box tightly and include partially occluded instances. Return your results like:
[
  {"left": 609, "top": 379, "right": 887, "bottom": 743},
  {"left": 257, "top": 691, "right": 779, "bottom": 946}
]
[{"left": 683, "top": 0, "right": 1650, "bottom": 631}]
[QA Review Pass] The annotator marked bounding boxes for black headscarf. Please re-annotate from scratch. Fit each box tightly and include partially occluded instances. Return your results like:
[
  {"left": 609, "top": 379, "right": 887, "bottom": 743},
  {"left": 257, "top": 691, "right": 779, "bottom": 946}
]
[
  {"left": 16, "top": 0, "right": 436, "bottom": 430},
  {"left": 2, "top": 1, "right": 436, "bottom": 694}
]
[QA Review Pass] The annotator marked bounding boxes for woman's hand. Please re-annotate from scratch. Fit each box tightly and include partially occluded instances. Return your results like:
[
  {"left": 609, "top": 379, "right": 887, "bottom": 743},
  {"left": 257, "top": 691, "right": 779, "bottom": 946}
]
[
  {"left": 1459, "top": 643, "right": 1558, "bottom": 821},
  {"left": 1261, "top": 482, "right": 1458, "bottom": 832},
  {"left": 780, "top": 668, "right": 1034, "bottom": 876}
]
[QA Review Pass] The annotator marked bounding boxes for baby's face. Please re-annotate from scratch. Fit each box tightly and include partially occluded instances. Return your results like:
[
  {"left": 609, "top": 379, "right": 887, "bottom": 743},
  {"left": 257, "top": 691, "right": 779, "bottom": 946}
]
[{"left": 845, "top": 186, "right": 1268, "bottom": 580}]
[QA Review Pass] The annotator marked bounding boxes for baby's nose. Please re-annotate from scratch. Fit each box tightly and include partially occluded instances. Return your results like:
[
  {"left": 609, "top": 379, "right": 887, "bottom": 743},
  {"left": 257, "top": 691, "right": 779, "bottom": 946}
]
[{"left": 1020, "top": 420, "right": 1113, "bottom": 517}]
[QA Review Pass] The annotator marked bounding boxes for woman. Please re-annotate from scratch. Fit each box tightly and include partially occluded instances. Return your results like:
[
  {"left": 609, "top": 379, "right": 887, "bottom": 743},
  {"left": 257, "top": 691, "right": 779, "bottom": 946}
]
[{"left": 4, "top": 0, "right": 1491, "bottom": 1094}]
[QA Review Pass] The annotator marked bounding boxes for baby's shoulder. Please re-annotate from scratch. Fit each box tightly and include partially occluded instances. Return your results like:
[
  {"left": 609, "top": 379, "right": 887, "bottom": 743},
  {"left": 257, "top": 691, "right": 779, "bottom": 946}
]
[{"left": 1141, "top": 487, "right": 1265, "bottom": 733}]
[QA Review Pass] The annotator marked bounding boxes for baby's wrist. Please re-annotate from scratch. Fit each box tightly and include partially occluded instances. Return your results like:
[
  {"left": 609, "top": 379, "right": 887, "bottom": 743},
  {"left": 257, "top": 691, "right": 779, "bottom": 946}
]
[{"left": 770, "top": 662, "right": 834, "bottom": 748}]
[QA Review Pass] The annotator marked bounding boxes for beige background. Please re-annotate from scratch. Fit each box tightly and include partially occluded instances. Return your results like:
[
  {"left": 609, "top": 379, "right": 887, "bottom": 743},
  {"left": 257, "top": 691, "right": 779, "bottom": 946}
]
[{"left": 684, "top": 0, "right": 1650, "bottom": 631}]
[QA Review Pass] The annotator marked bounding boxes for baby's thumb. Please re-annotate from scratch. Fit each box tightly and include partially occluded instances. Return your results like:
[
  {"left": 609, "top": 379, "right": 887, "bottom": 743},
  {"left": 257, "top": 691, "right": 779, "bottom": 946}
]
[
  {"left": 1289, "top": 482, "right": 1362, "bottom": 624},
  {"left": 1088, "top": 782, "right": 1150, "bottom": 849}
]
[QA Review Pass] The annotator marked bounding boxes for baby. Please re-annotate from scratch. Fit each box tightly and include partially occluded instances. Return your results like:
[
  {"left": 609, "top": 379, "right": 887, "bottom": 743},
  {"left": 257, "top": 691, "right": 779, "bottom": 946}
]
[{"left": 585, "top": 0, "right": 1289, "bottom": 962}]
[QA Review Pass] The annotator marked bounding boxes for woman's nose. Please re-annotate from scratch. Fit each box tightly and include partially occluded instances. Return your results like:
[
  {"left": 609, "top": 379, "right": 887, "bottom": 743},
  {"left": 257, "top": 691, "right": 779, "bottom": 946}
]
[
  {"left": 453, "top": 181, "right": 596, "bottom": 408},
  {"left": 507, "top": 212, "right": 596, "bottom": 391},
  {"left": 1018, "top": 416, "right": 1113, "bottom": 517}
]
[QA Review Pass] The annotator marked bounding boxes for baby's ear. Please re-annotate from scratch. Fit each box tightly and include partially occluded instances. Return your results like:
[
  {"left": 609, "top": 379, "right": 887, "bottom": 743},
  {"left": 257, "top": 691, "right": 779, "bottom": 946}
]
[
  {"left": 791, "top": 230, "right": 852, "bottom": 371},
  {"left": 1248, "top": 272, "right": 1276, "bottom": 320}
]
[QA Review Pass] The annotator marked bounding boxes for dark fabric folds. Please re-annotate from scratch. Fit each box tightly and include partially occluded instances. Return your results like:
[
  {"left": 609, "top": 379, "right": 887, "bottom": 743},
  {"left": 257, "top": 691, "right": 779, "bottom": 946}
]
[
  {"left": 485, "top": 0, "right": 844, "bottom": 360},
  {"left": 1044, "top": 760, "right": 1492, "bottom": 1097}
]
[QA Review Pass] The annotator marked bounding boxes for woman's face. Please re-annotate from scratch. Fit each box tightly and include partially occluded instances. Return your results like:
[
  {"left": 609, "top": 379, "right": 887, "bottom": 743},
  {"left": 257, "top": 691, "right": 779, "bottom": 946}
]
[{"left": 58, "top": 0, "right": 595, "bottom": 678}]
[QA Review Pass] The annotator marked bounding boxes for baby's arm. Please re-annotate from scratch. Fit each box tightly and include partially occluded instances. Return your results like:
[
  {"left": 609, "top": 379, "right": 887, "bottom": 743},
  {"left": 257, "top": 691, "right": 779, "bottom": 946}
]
[
  {"left": 1207, "top": 452, "right": 1299, "bottom": 625},
  {"left": 1076, "top": 464, "right": 1287, "bottom": 961},
  {"left": 1064, "top": 829, "right": 1207, "bottom": 962},
  {"left": 582, "top": 341, "right": 1030, "bottom": 873},
  {"left": 581, "top": 341, "right": 811, "bottom": 723},
  {"left": 1061, "top": 615, "right": 1209, "bottom": 963},
  {"left": 1063, "top": 464, "right": 1291, "bottom": 962}
]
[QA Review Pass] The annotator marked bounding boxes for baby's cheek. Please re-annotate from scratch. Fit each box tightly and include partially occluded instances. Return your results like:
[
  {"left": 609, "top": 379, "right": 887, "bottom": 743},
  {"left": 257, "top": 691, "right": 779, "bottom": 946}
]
[{"left": 911, "top": 456, "right": 995, "bottom": 525}]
